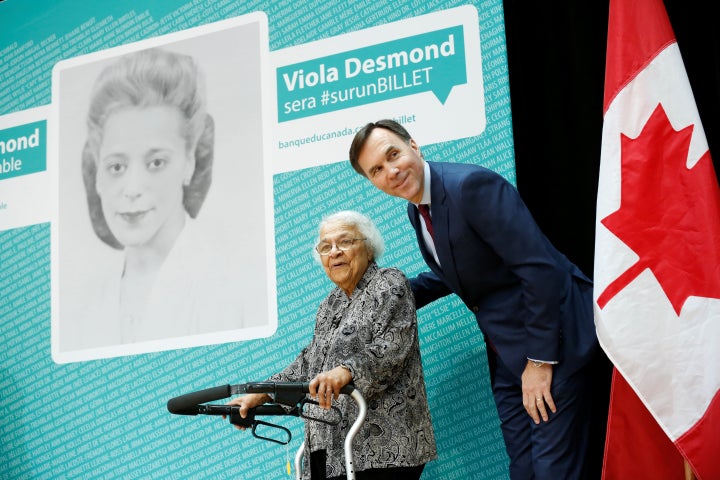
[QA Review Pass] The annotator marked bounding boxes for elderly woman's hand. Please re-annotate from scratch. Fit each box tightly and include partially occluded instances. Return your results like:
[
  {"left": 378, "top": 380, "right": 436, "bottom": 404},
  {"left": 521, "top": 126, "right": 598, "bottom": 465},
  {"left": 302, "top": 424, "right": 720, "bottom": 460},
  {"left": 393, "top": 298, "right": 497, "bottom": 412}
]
[
  {"left": 309, "top": 366, "right": 353, "bottom": 409},
  {"left": 223, "top": 393, "right": 271, "bottom": 430}
]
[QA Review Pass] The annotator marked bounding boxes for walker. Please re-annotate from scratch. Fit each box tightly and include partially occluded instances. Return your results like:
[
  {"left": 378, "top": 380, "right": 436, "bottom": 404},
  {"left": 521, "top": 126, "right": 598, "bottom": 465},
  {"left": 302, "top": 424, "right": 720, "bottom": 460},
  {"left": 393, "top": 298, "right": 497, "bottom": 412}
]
[{"left": 167, "top": 382, "right": 367, "bottom": 480}]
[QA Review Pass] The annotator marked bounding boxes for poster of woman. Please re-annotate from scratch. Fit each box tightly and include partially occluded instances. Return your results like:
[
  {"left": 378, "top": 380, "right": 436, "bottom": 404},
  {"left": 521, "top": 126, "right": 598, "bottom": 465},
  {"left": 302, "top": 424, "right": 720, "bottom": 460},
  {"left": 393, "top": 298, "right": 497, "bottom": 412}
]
[{"left": 50, "top": 14, "right": 276, "bottom": 363}]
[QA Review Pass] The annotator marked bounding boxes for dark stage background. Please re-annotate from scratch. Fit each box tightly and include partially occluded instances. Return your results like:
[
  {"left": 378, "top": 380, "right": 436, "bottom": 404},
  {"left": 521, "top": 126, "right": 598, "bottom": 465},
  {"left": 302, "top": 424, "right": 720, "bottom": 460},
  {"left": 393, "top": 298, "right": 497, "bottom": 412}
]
[{"left": 503, "top": 0, "right": 719, "bottom": 477}]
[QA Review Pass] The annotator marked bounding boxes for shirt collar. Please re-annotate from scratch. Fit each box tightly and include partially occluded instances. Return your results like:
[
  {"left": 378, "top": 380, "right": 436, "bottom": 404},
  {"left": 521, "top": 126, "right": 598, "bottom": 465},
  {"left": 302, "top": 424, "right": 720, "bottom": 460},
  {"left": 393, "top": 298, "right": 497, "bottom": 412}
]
[
  {"left": 354, "top": 261, "right": 378, "bottom": 294},
  {"left": 417, "top": 161, "right": 432, "bottom": 206},
  {"left": 330, "top": 261, "right": 378, "bottom": 302}
]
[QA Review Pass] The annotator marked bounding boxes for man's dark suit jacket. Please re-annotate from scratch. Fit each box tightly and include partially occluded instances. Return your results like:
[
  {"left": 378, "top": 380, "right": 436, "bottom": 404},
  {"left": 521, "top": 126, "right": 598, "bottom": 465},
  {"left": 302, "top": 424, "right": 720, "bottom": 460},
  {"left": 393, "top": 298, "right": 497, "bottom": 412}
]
[{"left": 408, "top": 161, "right": 598, "bottom": 381}]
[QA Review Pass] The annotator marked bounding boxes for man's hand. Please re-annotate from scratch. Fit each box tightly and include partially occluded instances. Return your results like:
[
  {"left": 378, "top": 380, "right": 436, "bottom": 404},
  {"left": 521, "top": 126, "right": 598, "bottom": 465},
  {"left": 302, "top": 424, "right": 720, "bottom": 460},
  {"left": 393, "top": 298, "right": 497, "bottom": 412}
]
[
  {"left": 309, "top": 366, "right": 353, "bottom": 409},
  {"left": 521, "top": 361, "right": 556, "bottom": 424}
]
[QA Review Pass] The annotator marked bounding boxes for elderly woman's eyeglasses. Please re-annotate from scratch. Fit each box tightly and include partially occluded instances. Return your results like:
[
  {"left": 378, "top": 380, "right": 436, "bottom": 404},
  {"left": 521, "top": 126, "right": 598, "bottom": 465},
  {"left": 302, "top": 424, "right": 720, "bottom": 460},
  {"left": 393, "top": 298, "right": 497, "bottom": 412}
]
[{"left": 316, "top": 238, "right": 366, "bottom": 255}]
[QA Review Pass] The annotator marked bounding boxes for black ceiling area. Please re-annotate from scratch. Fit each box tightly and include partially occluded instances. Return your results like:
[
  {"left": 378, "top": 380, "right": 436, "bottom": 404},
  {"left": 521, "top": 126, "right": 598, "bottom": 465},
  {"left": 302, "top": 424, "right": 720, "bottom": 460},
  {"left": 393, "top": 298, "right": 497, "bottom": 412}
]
[{"left": 503, "top": 0, "right": 720, "bottom": 279}]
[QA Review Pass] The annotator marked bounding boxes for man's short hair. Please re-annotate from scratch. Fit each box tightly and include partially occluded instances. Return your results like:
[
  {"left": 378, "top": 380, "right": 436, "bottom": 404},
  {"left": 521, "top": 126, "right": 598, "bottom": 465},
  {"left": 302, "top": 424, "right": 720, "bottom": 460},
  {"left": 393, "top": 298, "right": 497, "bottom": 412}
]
[{"left": 348, "top": 119, "right": 412, "bottom": 177}]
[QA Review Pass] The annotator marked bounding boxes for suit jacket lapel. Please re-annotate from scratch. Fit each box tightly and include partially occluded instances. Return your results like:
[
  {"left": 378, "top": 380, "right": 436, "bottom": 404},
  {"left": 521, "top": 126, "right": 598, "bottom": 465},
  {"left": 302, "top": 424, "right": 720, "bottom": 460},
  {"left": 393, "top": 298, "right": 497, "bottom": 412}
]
[{"left": 427, "top": 162, "right": 465, "bottom": 298}]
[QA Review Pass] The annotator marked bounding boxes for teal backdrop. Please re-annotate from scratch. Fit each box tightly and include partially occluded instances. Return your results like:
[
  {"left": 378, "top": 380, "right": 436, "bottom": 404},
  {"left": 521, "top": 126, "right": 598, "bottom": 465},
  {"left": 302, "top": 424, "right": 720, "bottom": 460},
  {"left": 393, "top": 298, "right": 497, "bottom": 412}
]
[{"left": 0, "top": 0, "right": 515, "bottom": 478}]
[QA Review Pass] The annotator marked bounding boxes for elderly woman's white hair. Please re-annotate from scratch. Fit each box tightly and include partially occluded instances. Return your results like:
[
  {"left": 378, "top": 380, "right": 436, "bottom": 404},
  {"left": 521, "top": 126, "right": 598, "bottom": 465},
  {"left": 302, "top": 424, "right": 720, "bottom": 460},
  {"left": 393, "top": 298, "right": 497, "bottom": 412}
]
[{"left": 312, "top": 210, "right": 385, "bottom": 264}]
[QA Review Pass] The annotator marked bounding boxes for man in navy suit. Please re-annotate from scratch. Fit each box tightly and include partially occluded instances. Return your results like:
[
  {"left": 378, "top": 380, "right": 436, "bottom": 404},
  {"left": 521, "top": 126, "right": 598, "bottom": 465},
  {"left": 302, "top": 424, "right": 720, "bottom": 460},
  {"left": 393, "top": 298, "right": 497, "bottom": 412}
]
[{"left": 349, "top": 119, "right": 599, "bottom": 480}]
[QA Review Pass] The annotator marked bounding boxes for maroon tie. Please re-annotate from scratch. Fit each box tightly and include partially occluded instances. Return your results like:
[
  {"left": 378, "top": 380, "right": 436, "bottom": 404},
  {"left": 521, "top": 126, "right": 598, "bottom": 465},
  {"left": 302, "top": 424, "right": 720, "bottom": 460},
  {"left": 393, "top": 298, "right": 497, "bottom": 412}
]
[{"left": 418, "top": 204, "right": 434, "bottom": 239}]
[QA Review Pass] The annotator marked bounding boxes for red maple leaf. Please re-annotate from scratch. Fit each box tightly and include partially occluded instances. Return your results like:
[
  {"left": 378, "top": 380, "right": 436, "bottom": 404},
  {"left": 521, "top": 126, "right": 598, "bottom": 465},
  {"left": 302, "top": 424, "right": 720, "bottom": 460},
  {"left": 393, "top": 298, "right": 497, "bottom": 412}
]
[{"left": 597, "top": 103, "right": 720, "bottom": 315}]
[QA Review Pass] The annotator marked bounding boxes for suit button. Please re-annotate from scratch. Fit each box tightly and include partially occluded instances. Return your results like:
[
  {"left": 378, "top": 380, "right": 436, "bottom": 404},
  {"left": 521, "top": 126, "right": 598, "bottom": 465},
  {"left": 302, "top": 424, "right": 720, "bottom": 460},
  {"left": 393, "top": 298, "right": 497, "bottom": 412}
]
[{"left": 472, "top": 306, "right": 479, "bottom": 312}]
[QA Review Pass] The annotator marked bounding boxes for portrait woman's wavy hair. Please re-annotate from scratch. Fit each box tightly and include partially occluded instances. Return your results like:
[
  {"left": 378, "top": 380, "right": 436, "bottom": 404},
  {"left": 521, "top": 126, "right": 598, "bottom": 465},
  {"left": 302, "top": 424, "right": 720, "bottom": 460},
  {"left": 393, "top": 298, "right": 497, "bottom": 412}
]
[{"left": 81, "top": 47, "right": 214, "bottom": 249}]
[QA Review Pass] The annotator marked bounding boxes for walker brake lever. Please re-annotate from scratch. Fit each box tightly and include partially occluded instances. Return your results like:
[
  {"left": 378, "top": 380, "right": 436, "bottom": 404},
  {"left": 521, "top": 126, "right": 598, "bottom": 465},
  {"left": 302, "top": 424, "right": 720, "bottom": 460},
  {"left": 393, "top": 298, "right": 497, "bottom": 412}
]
[
  {"left": 299, "top": 398, "right": 343, "bottom": 426},
  {"left": 226, "top": 405, "right": 294, "bottom": 445}
]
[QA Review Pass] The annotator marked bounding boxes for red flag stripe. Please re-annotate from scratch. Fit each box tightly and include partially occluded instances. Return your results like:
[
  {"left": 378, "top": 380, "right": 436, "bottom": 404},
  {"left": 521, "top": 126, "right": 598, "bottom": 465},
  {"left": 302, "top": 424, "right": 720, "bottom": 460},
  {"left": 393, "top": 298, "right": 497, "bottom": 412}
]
[
  {"left": 602, "top": 370, "right": 684, "bottom": 479},
  {"left": 675, "top": 389, "right": 720, "bottom": 480},
  {"left": 603, "top": 0, "right": 675, "bottom": 113}
]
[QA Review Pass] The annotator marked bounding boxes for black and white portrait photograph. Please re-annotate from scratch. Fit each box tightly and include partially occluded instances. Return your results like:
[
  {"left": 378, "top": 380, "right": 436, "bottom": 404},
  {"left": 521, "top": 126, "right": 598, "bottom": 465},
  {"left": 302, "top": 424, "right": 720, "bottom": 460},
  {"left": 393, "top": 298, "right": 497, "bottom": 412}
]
[{"left": 50, "top": 14, "right": 276, "bottom": 362}]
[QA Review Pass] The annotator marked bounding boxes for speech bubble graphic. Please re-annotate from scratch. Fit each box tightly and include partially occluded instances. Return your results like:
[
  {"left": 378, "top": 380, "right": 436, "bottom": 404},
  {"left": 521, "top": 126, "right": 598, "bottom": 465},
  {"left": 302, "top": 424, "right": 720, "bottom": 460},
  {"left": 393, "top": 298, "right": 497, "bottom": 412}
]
[
  {"left": 0, "top": 120, "right": 46, "bottom": 181},
  {"left": 277, "top": 25, "right": 467, "bottom": 122}
]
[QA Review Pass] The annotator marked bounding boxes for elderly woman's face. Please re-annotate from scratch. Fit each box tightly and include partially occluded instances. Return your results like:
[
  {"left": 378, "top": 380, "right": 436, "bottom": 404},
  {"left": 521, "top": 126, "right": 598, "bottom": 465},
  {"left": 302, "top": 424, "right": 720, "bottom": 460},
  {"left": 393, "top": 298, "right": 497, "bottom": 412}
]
[
  {"left": 95, "top": 105, "right": 194, "bottom": 250},
  {"left": 318, "top": 221, "right": 370, "bottom": 296}
]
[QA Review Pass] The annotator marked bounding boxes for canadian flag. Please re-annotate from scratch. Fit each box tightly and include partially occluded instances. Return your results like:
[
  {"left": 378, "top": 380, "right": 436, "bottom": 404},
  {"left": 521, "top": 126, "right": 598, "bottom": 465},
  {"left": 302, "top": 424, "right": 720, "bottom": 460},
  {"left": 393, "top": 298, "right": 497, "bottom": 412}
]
[{"left": 594, "top": 0, "right": 720, "bottom": 479}]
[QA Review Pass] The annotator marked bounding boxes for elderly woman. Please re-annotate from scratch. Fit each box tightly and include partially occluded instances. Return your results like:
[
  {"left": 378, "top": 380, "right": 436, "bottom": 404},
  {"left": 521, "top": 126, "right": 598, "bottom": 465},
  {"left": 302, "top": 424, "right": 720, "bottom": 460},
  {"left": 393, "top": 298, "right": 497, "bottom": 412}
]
[
  {"left": 229, "top": 211, "right": 437, "bottom": 480},
  {"left": 67, "top": 47, "right": 243, "bottom": 349}
]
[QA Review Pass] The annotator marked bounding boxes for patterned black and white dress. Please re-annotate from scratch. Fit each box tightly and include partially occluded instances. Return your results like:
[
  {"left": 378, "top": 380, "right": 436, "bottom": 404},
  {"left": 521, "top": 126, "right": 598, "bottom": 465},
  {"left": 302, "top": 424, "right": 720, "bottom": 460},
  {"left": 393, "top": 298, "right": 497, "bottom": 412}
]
[{"left": 270, "top": 262, "right": 437, "bottom": 479}]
